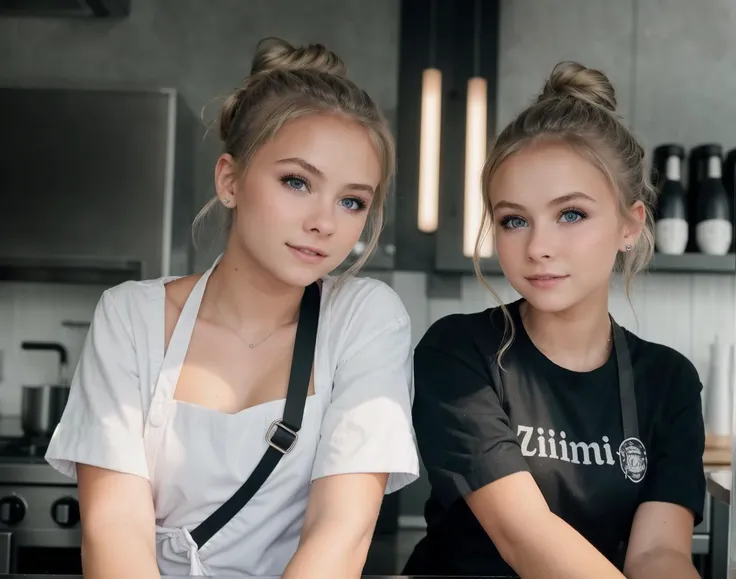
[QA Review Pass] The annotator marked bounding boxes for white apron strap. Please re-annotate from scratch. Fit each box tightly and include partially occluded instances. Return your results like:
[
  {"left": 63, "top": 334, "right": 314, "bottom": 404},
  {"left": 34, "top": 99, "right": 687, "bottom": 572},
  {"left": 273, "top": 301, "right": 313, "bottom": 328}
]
[{"left": 143, "top": 256, "right": 221, "bottom": 481}]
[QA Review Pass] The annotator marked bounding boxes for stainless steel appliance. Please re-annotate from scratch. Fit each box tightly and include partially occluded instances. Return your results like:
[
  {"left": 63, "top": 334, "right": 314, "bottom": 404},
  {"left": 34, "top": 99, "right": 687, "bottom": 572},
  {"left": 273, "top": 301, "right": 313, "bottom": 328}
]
[
  {"left": 0, "top": 418, "right": 81, "bottom": 574},
  {"left": 20, "top": 342, "right": 71, "bottom": 438},
  {"left": 0, "top": 85, "right": 196, "bottom": 285}
]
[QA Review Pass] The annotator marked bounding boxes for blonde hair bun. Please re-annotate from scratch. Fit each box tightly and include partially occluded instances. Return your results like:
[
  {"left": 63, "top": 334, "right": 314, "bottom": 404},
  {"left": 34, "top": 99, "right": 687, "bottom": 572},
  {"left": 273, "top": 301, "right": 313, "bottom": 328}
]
[
  {"left": 539, "top": 61, "right": 617, "bottom": 113},
  {"left": 250, "top": 37, "right": 348, "bottom": 78}
]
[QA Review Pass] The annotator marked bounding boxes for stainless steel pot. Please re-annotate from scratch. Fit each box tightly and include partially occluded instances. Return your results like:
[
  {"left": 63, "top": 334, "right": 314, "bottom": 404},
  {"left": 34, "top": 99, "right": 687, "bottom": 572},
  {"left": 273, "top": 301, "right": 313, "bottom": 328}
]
[
  {"left": 20, "top": 342, "right": 70, "bottom": 438},
  {"left": 21, "top": 384, "right": 70, "bottom": 437}
]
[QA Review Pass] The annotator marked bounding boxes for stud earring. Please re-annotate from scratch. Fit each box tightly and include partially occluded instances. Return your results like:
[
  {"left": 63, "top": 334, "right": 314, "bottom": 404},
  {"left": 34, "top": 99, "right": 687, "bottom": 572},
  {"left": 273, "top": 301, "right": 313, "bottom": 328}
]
[
  {"left": 221, "top": 197, "right": 232, "bottom": 206},
  {"left": 625, "top": 244, "right": 633, "bottom": 252}
]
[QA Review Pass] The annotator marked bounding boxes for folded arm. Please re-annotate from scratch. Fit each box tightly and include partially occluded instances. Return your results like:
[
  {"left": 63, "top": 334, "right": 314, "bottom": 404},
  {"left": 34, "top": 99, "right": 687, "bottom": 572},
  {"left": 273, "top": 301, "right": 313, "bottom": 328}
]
[
  {"left": 466, "top": 471, "right": 626, "bottom": 579},
  {"left": 282, "top": 472, "right": 388, "bottom": 579},
  {"left": 282, "top": 284, "right": 418, "bottom": 578},
  {"left": 623, "top": 501, "right": 698, "bottom": 579},
  {"left": 77, "top": 464, "right": 160, "bottom": 579},
  {"left": 623, "top": 357, "right": 705, "bottom": 579},
  {"left": 43, "top": 291, "right": 159, "bottom": 578}
]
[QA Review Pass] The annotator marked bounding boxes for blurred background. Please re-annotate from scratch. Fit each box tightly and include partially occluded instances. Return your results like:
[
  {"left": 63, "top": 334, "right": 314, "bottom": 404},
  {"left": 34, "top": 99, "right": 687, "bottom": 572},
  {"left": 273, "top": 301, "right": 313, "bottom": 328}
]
[{"left": 0, "top": 0, "right": 734, "bottom": 576}]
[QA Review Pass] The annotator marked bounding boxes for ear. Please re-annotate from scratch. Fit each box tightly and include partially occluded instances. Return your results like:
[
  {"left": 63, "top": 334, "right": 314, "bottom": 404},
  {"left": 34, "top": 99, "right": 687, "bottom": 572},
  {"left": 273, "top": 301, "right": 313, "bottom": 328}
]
[
  {"left": 620, "top": 200, "right": 646, "bottom": 252},
  {"left": 214, "top": 154, "right": 239, "bottom": 208}
]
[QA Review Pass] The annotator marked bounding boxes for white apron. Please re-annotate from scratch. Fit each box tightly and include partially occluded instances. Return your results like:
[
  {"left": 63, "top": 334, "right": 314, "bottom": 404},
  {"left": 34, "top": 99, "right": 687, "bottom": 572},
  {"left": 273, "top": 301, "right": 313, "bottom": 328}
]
[{"left": 144, "top": 261, "right": 330, "bottom": 576}]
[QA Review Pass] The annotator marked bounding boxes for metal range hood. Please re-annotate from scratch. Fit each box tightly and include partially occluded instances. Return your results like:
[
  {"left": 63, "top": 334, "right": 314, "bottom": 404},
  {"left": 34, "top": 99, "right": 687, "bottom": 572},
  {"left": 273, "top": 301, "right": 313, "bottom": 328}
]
[
  {"left": 0, "top": 0, "right": 130, "bottom": 18},
  {"left": 0, "top": 85, "right": 196, "bottom": 286}
]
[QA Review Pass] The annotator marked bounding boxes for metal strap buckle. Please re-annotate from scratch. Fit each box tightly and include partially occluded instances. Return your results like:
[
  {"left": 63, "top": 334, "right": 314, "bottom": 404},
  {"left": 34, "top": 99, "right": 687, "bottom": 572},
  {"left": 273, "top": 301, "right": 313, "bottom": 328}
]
[{"left": 265, "top": 420, "right": 298, "bottom": 454}]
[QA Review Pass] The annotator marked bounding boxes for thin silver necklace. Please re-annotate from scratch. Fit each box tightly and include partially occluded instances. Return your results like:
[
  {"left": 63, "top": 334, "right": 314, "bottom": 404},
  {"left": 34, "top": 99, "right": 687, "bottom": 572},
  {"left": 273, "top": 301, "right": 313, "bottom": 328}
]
[
  {"left": 246, "top": 316, "right": 298, "bottom": 349},
  {"left": 212, "top": 299, "right": 297, "bottom": 349},
  {"left": 247, "top": 326, "right": 280, "bottom": 349}
]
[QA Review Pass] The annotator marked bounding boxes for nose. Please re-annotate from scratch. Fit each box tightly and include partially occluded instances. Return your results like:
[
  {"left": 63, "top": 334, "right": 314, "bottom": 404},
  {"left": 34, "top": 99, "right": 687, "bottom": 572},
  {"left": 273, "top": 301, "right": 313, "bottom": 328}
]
[
  {"left": 525, "top": 222, "right": 555, "bottom": 261},
  {"left": 303, "top": 197, "right": 337, "bottom": 237}
]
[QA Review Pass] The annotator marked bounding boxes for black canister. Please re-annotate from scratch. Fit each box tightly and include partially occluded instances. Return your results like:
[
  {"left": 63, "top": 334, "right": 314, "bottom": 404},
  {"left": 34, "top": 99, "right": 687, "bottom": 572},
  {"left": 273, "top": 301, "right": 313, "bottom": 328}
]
[
  {"left": 652, "top": 144, "right": 688, "bottom": 254},
  {"left": 690, "top": 144, "right": 732, "bottom": 255}
]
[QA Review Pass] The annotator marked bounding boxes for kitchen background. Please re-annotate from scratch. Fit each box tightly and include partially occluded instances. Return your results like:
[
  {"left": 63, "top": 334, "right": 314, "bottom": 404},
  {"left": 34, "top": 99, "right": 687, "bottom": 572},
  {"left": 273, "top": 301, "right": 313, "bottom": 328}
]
[{"left": 0, "top": 0, "right": 734, "bottom": 576}]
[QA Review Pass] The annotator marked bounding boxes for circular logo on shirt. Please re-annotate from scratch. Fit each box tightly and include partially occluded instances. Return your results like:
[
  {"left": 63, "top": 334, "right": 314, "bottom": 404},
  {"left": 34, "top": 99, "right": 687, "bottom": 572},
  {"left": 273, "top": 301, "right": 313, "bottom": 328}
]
[{"left": 618, "top": 437, "right": 647, "bottom": 483}]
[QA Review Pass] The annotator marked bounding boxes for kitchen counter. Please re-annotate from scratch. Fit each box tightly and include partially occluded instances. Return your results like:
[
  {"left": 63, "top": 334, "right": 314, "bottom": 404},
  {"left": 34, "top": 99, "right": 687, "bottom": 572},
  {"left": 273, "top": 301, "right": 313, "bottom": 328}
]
[
  {"left": 704, "top": 447, "right": 731, "bottom": 467},
  {"left": 706, "top": 470, "right": 736, "bottom": 578},
  {"left": 707, "top": 470, "right": 732, "bottom": 505}
]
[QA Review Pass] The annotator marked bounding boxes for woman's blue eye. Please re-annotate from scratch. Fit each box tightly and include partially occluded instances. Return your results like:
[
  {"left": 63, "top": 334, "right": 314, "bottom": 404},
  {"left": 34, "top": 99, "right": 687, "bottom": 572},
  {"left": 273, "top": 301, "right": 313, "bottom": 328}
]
[
  {"left": 559, "top": 210, "right": 585, "bottom": 224},
  {"left": 285, "top": 177, "right": 307, "bottom": 191},
  {"left": 340, "top": 198, "right": 366, "bottom": 212},
  {"left": 503, "top": 216, "right": 527, "bottom": 229}
]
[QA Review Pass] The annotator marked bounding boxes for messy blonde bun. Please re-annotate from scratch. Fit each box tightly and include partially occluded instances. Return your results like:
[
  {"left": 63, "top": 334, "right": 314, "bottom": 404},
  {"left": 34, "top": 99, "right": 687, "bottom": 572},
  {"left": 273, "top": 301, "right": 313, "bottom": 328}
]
[
  {"left": 474, "top": 61, "right": 656, "bottom": 366},
  {"left": 538, "top": 61, "right": 617, "bottom": 112},
  {"left": 195, "top": 36, "right": 395, "bottom": 285},
  {"left": 216, "top": 38, "right": 351, "bottom": 144},
  {"left": 250, "top": 37, "right": 348, "bottom": 78}
]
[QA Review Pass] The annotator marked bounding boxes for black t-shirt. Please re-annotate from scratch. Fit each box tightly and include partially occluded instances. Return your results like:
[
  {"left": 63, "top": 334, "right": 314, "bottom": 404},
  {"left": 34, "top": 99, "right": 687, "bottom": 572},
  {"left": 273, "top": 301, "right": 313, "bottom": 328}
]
[{"left": 403, "top": 299, "right": 706, "bottom": 577}]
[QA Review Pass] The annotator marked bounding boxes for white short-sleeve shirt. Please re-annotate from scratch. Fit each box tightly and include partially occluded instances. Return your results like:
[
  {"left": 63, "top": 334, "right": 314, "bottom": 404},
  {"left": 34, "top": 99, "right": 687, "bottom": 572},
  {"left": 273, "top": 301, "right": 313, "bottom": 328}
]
[{"left": 45, "top": 258, "right": 420, "bottom": 576}]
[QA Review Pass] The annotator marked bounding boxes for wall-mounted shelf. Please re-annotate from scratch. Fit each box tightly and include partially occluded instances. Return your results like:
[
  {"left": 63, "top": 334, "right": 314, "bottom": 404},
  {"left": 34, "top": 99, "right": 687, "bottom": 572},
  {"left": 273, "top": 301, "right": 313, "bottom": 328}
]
[
  {"left": 434, "top": 253, "right": 736, "bottom": 276},
  {"left": 648, "top": 253, "right": 735, "bottom": 274}
]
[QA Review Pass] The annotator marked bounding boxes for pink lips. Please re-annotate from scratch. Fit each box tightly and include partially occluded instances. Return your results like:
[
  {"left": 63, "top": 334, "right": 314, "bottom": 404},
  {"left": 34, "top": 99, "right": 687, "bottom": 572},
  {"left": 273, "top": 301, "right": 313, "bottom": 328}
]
[
  {"left": 525, "top": 274, "right": 569, "bottom": 289},
  {"left": 287, "top": 244, "right": 328, "bottom": 265}
]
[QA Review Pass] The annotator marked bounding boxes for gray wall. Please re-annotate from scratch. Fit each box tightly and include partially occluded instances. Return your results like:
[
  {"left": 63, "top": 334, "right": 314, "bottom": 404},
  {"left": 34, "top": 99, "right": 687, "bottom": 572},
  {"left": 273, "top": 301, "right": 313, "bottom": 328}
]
[
  {"left": 496, "top": 0, "right": 736, "bottom": 153},
  {"left": 0, "top": 0, "right": 400, "bottom": 270}
]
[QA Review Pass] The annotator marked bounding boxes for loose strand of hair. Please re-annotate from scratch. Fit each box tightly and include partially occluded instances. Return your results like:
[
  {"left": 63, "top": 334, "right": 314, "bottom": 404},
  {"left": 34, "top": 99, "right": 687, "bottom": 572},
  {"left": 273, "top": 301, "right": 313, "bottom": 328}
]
[{"left": 472, "top": 192, "right": 515, "bottom": 372}]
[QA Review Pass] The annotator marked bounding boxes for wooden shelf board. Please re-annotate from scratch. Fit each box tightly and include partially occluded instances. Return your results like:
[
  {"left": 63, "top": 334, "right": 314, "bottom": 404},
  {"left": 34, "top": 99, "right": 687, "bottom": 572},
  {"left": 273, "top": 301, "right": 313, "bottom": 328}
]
[
  {"left": 649, "top": 253, "right": 735, "bottom": 274},
  {"left": 704, "top": 447, "right": 732, "bottom": 467}
]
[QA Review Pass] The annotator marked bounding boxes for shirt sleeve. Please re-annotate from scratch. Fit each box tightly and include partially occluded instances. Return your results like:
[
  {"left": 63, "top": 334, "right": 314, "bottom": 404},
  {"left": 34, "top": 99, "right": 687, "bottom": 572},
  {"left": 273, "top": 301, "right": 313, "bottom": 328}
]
[
  {"left": 412, "top": 316, "right": 530, "bottom": 507},
  {"left": 45, "top": 287, "right": 150, "bottom": 481},
  {"left": 639, "top": 355, "right": 706, "bottom": 525},
  {"left": 311, "top": 283, "right": 420, "bottom": 494}
]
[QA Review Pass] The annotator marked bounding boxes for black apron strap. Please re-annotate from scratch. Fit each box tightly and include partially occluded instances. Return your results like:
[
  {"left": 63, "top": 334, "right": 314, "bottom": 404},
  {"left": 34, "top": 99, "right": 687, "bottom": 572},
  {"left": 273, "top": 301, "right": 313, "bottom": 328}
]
[
  {"left": 190, "top": 282, "right": 321, "bottom": 549},
  {"left": 611, "top": 316, "right": 647, "bottom": 485},
  {"left": 610, "top": 317, "right": 639, "bottom": 441}
]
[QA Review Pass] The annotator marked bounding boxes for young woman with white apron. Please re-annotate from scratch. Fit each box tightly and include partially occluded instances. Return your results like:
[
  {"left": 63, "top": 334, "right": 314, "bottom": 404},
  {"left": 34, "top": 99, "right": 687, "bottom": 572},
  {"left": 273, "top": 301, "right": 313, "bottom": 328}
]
[{"left": 45, "top": 37, "right": 419, "bottom": 578}]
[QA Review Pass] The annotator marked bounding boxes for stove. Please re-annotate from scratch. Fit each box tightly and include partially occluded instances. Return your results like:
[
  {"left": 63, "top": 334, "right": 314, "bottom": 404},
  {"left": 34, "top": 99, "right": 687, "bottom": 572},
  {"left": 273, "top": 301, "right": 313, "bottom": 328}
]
[
  {"left": 0, "top": 436, "right": 48, "bottom": 457},
  {"left": 0, "top": 424, "right": 81, "bottom": 573},
  {"left": 0, "top": 435, "right": 67, "bottom": 484}
]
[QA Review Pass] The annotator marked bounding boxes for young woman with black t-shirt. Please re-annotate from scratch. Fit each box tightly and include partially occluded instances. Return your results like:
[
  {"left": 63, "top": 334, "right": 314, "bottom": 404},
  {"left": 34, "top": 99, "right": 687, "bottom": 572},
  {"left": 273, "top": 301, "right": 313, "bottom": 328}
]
[{"left": 403, "top": 62, "right": 706, "bottom": 579}]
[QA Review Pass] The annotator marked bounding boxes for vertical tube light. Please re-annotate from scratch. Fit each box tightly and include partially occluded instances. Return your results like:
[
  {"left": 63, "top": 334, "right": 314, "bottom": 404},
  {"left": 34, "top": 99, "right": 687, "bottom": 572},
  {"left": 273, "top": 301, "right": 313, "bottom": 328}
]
[
  {"left": 463, "top": 77, "right": 491, "bottom": 257},
  {"left": 417, "top": 67, "right": 442, "bottom": 233},
  {"left": 463, "top": 0, "right": 492, "bottom": 258}
]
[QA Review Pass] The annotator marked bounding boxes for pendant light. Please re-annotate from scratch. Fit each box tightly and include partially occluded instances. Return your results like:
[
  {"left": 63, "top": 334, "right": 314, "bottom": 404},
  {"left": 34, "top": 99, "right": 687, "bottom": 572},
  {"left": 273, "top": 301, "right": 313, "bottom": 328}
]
[
  {"left": 462, "top": 0, "right": 492, "bottom": 257},
  {"left": 417, "top": 0, "right": 442, "bottom": 234}
]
